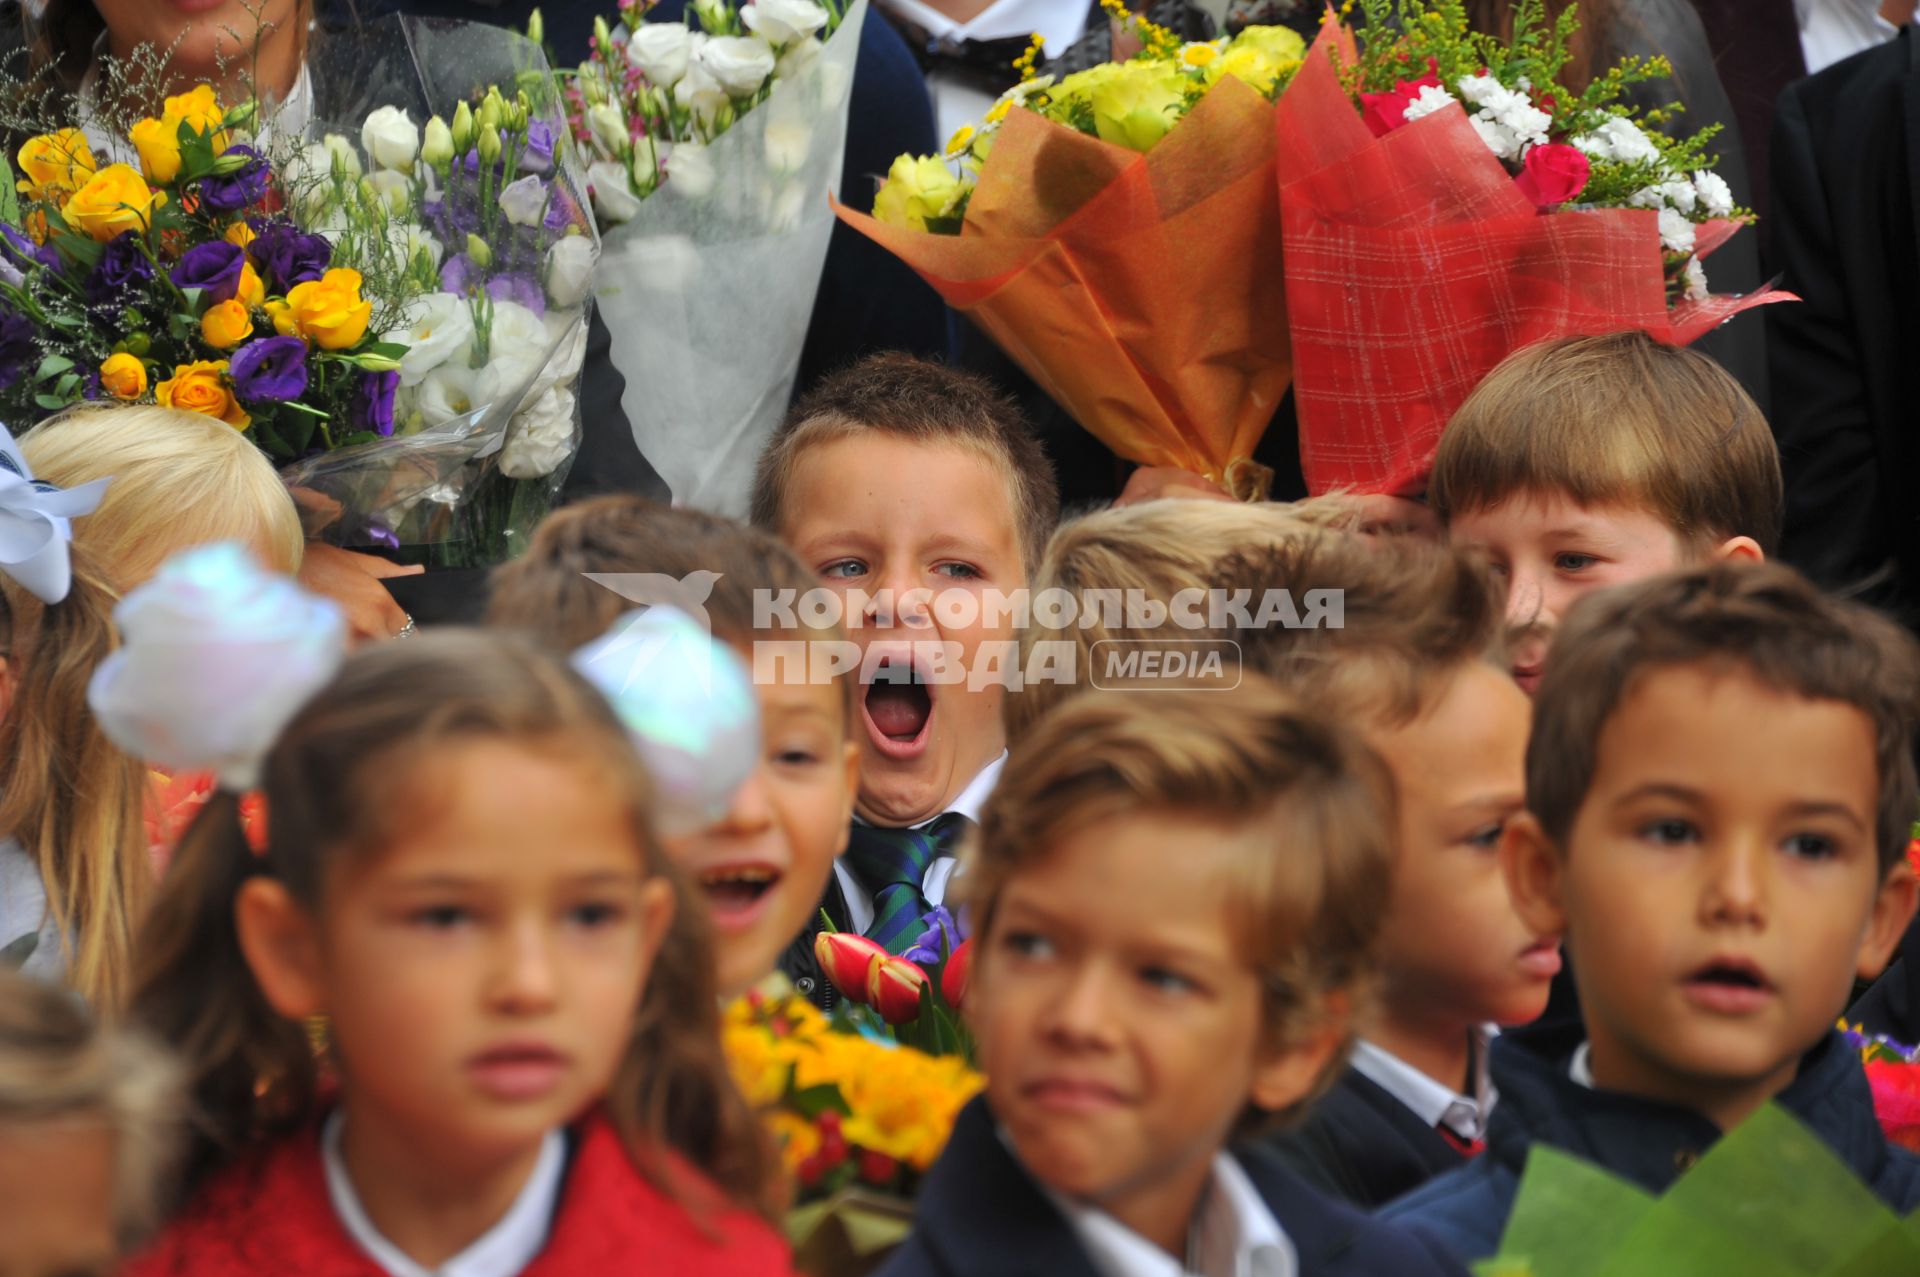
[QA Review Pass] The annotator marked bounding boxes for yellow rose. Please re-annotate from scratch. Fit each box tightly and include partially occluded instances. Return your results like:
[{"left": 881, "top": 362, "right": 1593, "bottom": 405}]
[
  {"left": 128, "top": 115, "right": 183, "bottom": 185},
  {"left": 98, "top": 353, "right": 147, "bottom": 400},
  {"left": 225, "top": 222, "right": 256, "bottom": 251},
  {"left": 200, "top": 298, "right": 254, "bottom": 349},
  {"left": 872, "top": 154, "right": 968, "bottom": 232},
  {"left": 155, "top": 360, "right": 248, "bottom": 429},
  {"left": 16, "top": 129, "right": 95, "bottom": 194},
  {"left": 1230, "top": 23, "right": 1306, "bottom": 61},
  {"left": 1089, "top": 62, "right": 1189, "bottom": 152},
  {"left": 162, "top": 85, "right": 228, "bottom": 149},
  {"left": 237, "top": 261, "right": 265, "bottom": 309},
  {"left": 277, "top": 268, "right": 373, "bottom": 350},
  {"left": 61, "top": 164, "right": 166, "bottom": 242}
]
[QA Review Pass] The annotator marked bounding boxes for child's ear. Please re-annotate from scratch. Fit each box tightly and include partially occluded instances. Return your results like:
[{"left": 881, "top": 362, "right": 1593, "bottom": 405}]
[
  {"left": 834, "top": 739, "right": 861, "bottom": 856},
  {"left": 1857, "top": 863, "right": 1920, "bottom": 982},
  {"left": 1249, "top": 990, "right": 1350, "bottom": 1114},
  {"left": 234, "top": 879, "right": 327, "bottom": 1020},
  {"left": 1710, "top": 535, "right": 1765, "bottom": 564},
  {"left": 1500, "top": 812, "right": 1568, "bottom": 939}
]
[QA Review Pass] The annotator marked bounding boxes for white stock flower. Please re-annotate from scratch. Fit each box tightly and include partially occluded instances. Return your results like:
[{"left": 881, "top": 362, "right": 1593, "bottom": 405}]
[
  {"left": 545, "top": 235, "right": 595, "bottom": 309},
  {"left": 588, "top": 160, "right": 643, "bottom": 224},
  {"left": 741, "top": 0, "right": 830, "bottom": 46},
  {"left": 499, "top": 175, "right": 550, "bottom": 228},
  {"left": 1401, "top": 84, "right": 1457, "bottom": 124},
  {"left": 361, "top": 105, "right": 420, "bottom": 172},
  {"left": 1681, "top": 256, "right": 1709, "bottom": 301},
  {"left": 627, "top": 23, "right": 700, "bottom": 87},
  {"left": 501, "top": 386, "right": 579, "bottom": 479},
  {"left": 699, "top": 36, "right": 777, "bottom": 98},
  {"left": 587, "top": 101, "right": 630, "bottom": 162},
  {"left": 1694, "top": 170, "right": 1734, "bottom": 219},
  {"left": 667, "top": 141, "right": 716, "bottom": 198},
  {"left": 1572, "top": 116, "right": 1660, "bottom": 165},
  {"left": 1658, "top": 207, "right": 1696, "bottom": 254},
  {"left": 386, "top": 292, "right": 475, "bottom": 388}
]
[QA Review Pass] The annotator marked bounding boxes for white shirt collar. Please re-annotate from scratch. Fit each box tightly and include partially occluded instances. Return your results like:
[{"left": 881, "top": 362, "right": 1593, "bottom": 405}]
[
  {"left": 943, "top": 751, "right": 1005, "bottom": 824},
  {"left": 1569, "top": 1041, "right": 1596, "bottom": 1089},
  {"left": 1349, "top": 1025, "right": 1499, "bottom": 1143},
  {"left": 1048, "top": 1153, "right": 1296, "bottom": 1277},
  {"left": 883, "top": 0, "right": 1090, "bottom": 51},
  {"left": 321, "top": 1111, "right": 567, "bottom": 1277}
]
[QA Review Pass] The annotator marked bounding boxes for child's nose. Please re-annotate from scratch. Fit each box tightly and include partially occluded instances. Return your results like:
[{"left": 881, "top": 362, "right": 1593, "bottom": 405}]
[
  {"left": 715, "top": 766, "right": 775, "bottom": 833},
  {"left": 1700, "top": 839, "right": 1770, "bottom": 927},
  {"left": 1040, "top": 963, "right": 1121, "bottom": 1047},
  {"left": 1505, "top": 568, "right": 1547, "bottom": 631},
  {"left": 490, "top": 924, "right": 561, "bottom": 1012}
]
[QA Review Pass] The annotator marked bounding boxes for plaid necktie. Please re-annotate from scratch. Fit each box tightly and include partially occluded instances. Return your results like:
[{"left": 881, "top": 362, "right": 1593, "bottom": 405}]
[{"left": 844, "top": 812, "right": 972, "bottom": 954}]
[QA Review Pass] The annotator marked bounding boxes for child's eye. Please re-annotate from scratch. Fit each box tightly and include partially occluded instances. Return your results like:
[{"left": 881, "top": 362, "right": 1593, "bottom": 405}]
[
  {"left": 774, "top": 746, "right": 820, "bottom": 767},
  {"left": 410, "top": 905, "right": 470, "bottom": 930},
  {"left": 1553, "top": 552, "right": 1598, "bottom": 573},
  {"left": 1140, "top": 966, "right": 1197, "bottom": 995},
  {"left": 568, "top": 901, "right": 626, "bottom": 928},
  {"left": 932, "top": 562, "right": 982, "bottom": 581},
  {"left": 820, "top": 559, "right": 866, "bottom": 579},
  {"left": 1639, "top": 818, "right": 1698, "bottom": 846},
  {"left": 1782, "top": 832, "right": 1840, "bottom": 861},
  {"left": 1464, "top": 821, "right": 1505, "bottom": 850},
  {"left": 1001, "top": 929, "right": 1054, "bottom": 960}
]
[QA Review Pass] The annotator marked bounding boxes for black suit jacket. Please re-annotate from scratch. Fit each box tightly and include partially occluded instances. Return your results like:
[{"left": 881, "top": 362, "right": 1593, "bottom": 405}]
[
  {"left": 778, "top": 869, "right": 853, "bottom": 1011},
  {"left": 1265, "top": 1066, "right": 1469, "bottom": 1210},
  {"left": 876, "top": 1095, "right": 1468, "bottom": 1277},
  {"left": 1767, "top": 33, "right": 1920, "bottom": 624}
]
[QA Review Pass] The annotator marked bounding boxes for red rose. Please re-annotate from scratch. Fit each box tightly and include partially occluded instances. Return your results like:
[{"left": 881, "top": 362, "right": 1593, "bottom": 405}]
[
  {"left": 1361, "top": 74, "right": 1443, "bottom": 138},
  {"left": 1867, "top": 1060, "right": 1920, "bottom": 1152},
  {"left": 1514, "top": 142, "right": 1591, "bottom": 210}
]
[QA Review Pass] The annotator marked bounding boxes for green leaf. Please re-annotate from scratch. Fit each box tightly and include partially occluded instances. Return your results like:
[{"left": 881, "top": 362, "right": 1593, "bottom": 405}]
[
  {"left": 0, "top": 155, "right": 20, "bottom": 228},
  {"left": 34, "top": 353, "right": 73, "bottom": 381},
  {"left": 32, "top": 392, "right": 67, "bottom": 410},
  {"left": 788, "top": 1082, "right": 852, "bottom": 1120}
]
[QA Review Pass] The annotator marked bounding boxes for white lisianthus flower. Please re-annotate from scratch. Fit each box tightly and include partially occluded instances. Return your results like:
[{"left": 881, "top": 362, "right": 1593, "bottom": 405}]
[
  {"left": 699, "top": 36, "right": 777, "bottom": 98},
  {"left": 536, "top": 312, "right": 590, "bottom": 395},
  {"left": 627, "top": 22, "right": 700, "bottom": 87},
  {"left": 741, "top": 0, "right": 830, "bottom": 46},
  {"left": 320, "top": 133, "right": 363, "bottom": 179},
  {"left": 499, "top": 175, "right": 550, "bottom": 228},
  {"left": 481, "top": 300, "right": 554, "bottom": 411},
  {"left": 775, "top": 35, "right": 823, "bottom": 81},
  {"left": 1658, "top": 207, "right": 1696, "bottom": 254},
  {"left": 384, "top": 222, "right": 444, "bottom": 274},
  {"left": 1401, "top": 84, "right": 1458, "bottom": 124},
  {"left": 767, "top": 180, "right": 808, "bottom": 233},
  {"left": 368, "top": 168, "right": 412, "bottom": 214},
  {"left": 587, "top": 101, "right": 629, "bottom": 162},
  {"left": 1694, "top": 170, "right": 1735, "bottom": 219},
  {"left": 632, "top": 233, "right": 702, "bottom": 293},
  {"left": 501, "top": 386, "right": 579, "bottom": 479},
  {"left": 361, "top": 105, "right": 420, "bottom": 172},
  {"left": 417, "top": 361, "right": 487, "bottom": 426},
  {"left": 675, "top": 61, "right": 730, "bottom": 130},
  {"left": 667, "top": 141, "right": 717, "bottom": 198},
  {"left": 1572, "top": 116, "right": 1660, "bottom": 165},
  {"left": 1681, "top": 256, "right": 1709, "bottom": 301},
  {"left": 545, "top": 235, "right": 596, "bottom": 309},
  {"left": 386, "top": 292, "right": 474, "bottom": 388},
  {"left": 588, "top": 160, "right": 643, "bottom": 224},
  {"left": 764, "top": 116, "right": 812, "bottom": 173}
]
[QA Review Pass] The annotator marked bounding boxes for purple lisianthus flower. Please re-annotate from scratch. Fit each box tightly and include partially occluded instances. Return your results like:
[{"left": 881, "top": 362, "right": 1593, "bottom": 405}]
[
  {"left": 901, "top": 905, "right": 964, "bottom": 968},
  {"left": 227, "top": 335, "right": 310, "bottom": 403},
  {"left": 440, "top": 252, "right": 484, "bottom": 296},
  {"left": 86, "top": 232, "right": 155, "bottom": 304},
  {"left": 170, "top": 240, "right": 244, "bottom": 303},
  {"left": 352, "top": 369, "right": 399, "bottom": 437},
  {"left": 248, "top": 222, "right": 332, "bottom": 292},
  {"left": 543, "top": 185, "right": 586, "bottom": 234},
  {"left": 0, "top": 307, "right": 36, "bottom": 390},
  {"left": 0, "top": 224, "right": 58, "bottom": 275},
  {"left": 198, "top": 145, "right": 270, "bottom": 214},
  {"left": 487, "top": 271, "right": 544, "bottom": 316},
  {"left": 520, "top": 119, "right": 556, "bottom": 174}
]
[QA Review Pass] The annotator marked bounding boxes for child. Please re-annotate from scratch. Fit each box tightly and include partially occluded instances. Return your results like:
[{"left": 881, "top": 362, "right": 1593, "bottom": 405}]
[
  {"left": 1430, "top": 331, "right": 1781, "bottom": 695},
  {"left": 0, "top": 427, "right": 149, "bottom": 1007},
  {"left": 1383, "top": 561, "right": 1920, "bottom": 1260},
  {"left": 24, "top": 405, "right": 305, "bottom": 589},
  {"left": 125, "top": 631, "right": 795, "bottom": 1274},
  {"left": 879, "top": 682, "right": 1466, "bottom": 1277},
  {"left": 0, "top": 967, "right": 181, "bottom": 1275},
  {"left": 489, "top": 496, "right": 861, "bottom": 1004},
  {"left": 750, "top": 353, "right": 1059, "bottom": 952}
]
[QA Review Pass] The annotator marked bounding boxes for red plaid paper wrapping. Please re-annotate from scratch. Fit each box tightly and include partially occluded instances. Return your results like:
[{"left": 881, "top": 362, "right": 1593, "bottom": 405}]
[{"left": 1276, "top": 27, "right": 1791, "bottom": 496}]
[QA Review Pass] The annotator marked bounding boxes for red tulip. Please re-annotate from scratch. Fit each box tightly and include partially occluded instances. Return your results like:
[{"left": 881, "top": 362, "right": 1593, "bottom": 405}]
[
  {"left": 867, "top": 955, "right": 931, "bottom": 1024},
  {"left": 941, "top": 938, "right": 972, "bottom": 1009},
  {"left": 814, "top": 931, "right": 889, "bottom": 1003},
  {"left": 1514, "top": 142, "right": 1591, "bottom": 210}
]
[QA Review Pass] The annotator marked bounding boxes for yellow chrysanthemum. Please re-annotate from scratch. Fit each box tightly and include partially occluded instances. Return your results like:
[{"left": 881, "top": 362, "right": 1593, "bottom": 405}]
[{"left": 945, "top": 125, "right": 976, "bottom": 158}]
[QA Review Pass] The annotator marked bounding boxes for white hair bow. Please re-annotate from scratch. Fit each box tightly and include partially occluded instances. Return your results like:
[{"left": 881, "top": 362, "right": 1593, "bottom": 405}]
[{"left": 0, "top": 424, "right": 108, "bottom": 605}]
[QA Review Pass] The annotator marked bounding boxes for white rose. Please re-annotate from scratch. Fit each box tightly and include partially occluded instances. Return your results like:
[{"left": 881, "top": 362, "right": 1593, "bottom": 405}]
[
  {"left": 588, "top": 161, "right": 643, "bottom": 224},
  {"left": 501, "top": 386, "right": 579, "bottom": 479},
  {"left": 587, "top": 101, "right": 630, "bottom": 162},
  {"left": 499, "top": 175, "right": 550, "bottom": 228},
  {"left": 675, "top": 61, "right": 730, "bottom": 130},
  {"left": 1658, "top": 207, "right": 1696, "bottom": 254},
  {"left": 775, "top": 34, "right": 822, "bottom": 82},
  {"left": 1694, "top": 170, "right": 1734, "bottom": 219},
  {"left": 698, "top": 36, "right": 776, "bottom": 98},
  {"left": 668, "top": 141, "right": 716, "bottom": 198},
  {"left": 741, "top": 0, "right": 829, "bottom": 46},
  {"left": 361, "top": 105, "right": 420, "bottom": 173},
  {"left": 764, "top": 116, "right": 812, "bottom": 173},
  {"left": 368, "top": 168, "right": 412, "bottom": 214},
  {"left": 627, "top": 23, "right": 699, "bottom": 87},
  {"left": 545, "top": 235, "right": 596, "bottom": 309},
  {"left": 1400, "top": 84, "right": 1457, "bottom": 124},
  {"left": 418, "top": 361, "right": 488, "bottom": 426},
  {"left": 386, "top": 292, "right": 475, "bottom": 388}
]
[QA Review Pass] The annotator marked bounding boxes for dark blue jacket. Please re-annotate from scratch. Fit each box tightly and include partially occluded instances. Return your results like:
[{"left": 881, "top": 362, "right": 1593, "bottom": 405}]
[
  {"left": 879, "top": 1095, "right": 1468, "bottom": 1277},
  {"left": 1266, "top": 1066, "right": 1470, "bottom": 1210},
  {"left": 1381, "top": 1023, "right": 1920, "bottom": 1263}
]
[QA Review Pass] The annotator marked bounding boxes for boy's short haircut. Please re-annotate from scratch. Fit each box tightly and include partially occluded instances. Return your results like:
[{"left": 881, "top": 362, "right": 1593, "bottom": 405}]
[
  {"left": 0, "top": 967, "right": 181, "bottom": 1247},
  {"left": 1428, "top": 331, "right": 1784, "bottom": 555},
  {"left": 1531, "top": 560, "right": 1920, "bottom": 875},
  {"left": 962, "top": 680, "right": 1395, "bottom": 1132},
  {"left": 748, "top": 353, "right": 1061, "bottom": 574},
  {"left": 23, "top": 405, "right": 306, "bottom": 585},
  {"left": 487, "top": 495, "right": 856, "bottom": 724}
]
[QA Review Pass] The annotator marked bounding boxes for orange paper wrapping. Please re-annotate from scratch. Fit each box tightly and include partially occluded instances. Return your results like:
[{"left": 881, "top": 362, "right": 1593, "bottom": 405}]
[{"left": 836, "top": 74, "right": 1289, "bottom": 496}]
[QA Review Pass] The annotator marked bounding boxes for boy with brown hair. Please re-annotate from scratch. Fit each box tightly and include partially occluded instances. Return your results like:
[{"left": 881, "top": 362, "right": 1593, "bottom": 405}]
[
  {"left": 878, "top": 682, "right": 1465, "bottom": 1277},
  {"left": 1385, "top": 561, "right": 1920, "bottom": 1260},
  {"left": 750, "top": 353, "right": 1059, "bottom": 953},
  {"left": 1431, "top": 330, "right": 1782, "bottom": 695}
]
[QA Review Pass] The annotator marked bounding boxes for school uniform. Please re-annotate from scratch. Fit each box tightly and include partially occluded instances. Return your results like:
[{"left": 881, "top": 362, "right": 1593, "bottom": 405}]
[
  {"left": 1380, "top": 1020, "right": 1920, "bottom": 1263},
  {"left": 1267, "top": 1029, "right": 1495, "bottom": 1209},
  {"left": 876, "top": 1094, "right": 1469, "bottom": 1277},
  {"left": 125, "top": 1109, "right": 796, "bottom": 1277}
]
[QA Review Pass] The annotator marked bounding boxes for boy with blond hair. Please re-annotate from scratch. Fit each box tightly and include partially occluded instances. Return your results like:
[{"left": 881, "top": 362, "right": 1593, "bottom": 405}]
[
  {"left": 1431, "top": 330, "right": 1781, "bottom": 695},
  {"left": 1385, "top": 561, "right": 1920, "bottom": 1259},
  {"left": 750, "top": 353, "right": 1058, "bottom": 955},
  {"left": 879, "top": 682, "right": 1464, "bottom": 1277}
]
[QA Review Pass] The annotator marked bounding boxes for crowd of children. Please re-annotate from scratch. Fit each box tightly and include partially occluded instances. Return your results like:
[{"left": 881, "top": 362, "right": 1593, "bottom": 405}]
[{"left": 1, "top": 322, "right": 1916, "bottom": 1277}]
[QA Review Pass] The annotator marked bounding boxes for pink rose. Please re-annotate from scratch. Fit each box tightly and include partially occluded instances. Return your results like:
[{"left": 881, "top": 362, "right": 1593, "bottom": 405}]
[
  {"left": 1514, "top": 142, "right": 1592, "bottom": 209},
  {"left": 1360, "top": 73, "right": 1443, "bottom": 137}
]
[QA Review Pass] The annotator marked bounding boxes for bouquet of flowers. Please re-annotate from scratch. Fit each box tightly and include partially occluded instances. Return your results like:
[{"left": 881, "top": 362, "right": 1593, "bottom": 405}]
[
  {"left": 558, "top": 0, "right": 866, "bottom": 515},
  {"left": 844, "top": 5, "right": 1308, "bottom": 499},
  {"left": 1276, "top": 0, "right": 1787, "bottom": 496},
  {"left": 725, "top": 984, "right": 984, "bottom": 1275},
  {"left": 812, "top": 909, "right": 973, "bottom": 1058}
]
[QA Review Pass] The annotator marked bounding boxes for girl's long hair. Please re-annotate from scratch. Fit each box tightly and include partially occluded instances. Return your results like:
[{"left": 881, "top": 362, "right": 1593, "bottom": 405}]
[
  {"left": 129, "top": 630, "right": 779, "bottom": 1216},
  {"left": 0, "top": 550, "right": 150, "bottom": 1009}
]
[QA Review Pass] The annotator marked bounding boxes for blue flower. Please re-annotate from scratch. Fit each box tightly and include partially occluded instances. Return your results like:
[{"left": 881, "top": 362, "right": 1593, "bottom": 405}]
[{"left": 901, "top": 905, "right": 963, "bottom": 967}]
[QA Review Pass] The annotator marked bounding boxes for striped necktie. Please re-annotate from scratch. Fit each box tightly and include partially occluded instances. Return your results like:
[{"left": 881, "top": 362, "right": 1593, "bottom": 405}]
[{"left": 844, "top": 812, "right": 972, "bottom": 954}]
